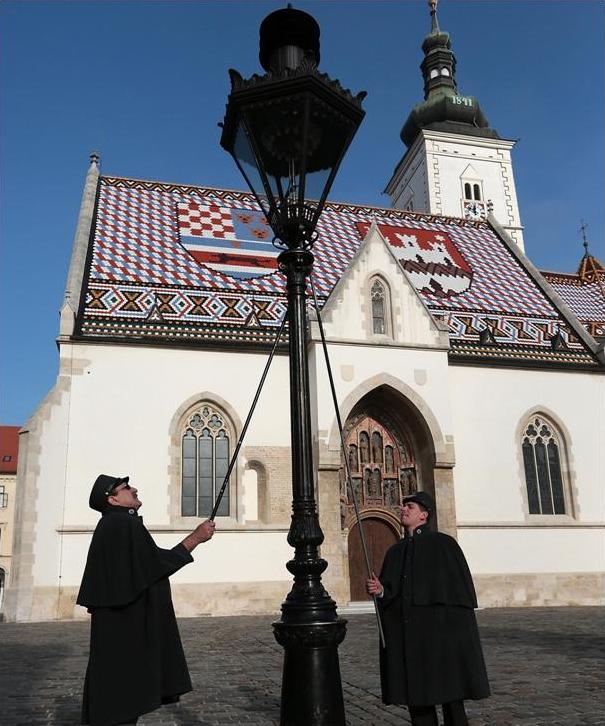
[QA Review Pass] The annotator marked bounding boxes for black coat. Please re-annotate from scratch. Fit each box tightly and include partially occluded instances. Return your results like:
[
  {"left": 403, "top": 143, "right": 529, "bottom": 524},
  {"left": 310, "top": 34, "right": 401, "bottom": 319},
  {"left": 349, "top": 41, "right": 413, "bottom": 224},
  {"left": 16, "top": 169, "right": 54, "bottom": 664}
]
[
  {"left": 77, "top": 507, "right": 194, "bottom": 726},
  {"left": 378, "top": 527, "right": 490, "bottom": 707}
]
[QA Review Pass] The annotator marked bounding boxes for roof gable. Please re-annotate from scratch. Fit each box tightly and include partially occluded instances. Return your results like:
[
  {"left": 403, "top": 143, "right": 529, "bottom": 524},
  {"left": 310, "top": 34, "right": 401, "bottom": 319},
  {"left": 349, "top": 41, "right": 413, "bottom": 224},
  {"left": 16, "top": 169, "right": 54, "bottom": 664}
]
[{"left": 318, "top": 222, "right": 448, "bottom": 348}]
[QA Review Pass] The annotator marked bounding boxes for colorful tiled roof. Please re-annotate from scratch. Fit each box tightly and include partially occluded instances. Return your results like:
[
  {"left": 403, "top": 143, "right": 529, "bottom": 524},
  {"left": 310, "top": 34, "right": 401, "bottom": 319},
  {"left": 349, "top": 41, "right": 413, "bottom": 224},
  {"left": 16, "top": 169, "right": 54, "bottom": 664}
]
[
  {"left": 0, "top": 425, "right": 20, "bottom": 474},
  {"left": 75, "top": 176, "right": 601, "bottom": 369},
  {"left": 541, "top": 263, "right": 605, "bottom": 340}
]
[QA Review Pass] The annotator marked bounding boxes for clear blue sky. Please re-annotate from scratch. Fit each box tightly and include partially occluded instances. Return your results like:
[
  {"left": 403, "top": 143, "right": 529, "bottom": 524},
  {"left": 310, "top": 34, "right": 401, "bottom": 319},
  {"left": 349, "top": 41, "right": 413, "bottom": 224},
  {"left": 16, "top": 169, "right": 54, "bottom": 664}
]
[{"left": 1, "top": 0, "right": 603, "bottom": 426}]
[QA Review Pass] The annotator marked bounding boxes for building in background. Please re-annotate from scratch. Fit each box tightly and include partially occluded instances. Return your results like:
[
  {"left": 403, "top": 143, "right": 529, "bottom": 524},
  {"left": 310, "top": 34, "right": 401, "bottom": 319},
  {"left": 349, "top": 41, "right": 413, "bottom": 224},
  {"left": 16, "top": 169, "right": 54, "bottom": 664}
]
[
  {"left": 4, "top": 5, "right": 604, "bottom": 621},
  {"left": 0, "top": 425, "right": 20, "bottom": 615}
]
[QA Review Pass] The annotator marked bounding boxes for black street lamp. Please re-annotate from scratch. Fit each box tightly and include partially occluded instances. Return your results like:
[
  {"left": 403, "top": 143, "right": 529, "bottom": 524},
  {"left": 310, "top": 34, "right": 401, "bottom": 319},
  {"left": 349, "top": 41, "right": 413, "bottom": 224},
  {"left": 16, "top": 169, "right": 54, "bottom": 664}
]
[{"left": 220, "top": 6, "right": 365, "bottom": 725}]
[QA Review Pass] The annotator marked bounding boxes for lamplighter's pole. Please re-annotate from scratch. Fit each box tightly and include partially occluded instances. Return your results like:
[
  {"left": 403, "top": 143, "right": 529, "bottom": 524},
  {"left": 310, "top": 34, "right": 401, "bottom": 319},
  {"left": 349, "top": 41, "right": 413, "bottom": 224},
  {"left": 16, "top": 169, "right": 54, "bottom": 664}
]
[{"left": 272, "top": 248, "right": 347, "bottom": 725}]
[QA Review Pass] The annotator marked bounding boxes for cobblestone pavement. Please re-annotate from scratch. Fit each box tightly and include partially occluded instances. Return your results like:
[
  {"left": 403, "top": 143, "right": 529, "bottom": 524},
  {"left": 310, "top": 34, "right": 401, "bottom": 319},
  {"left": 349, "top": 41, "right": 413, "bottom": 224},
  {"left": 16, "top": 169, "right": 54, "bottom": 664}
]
[{"left": 1, "top": 607, "right": 603, "bottom": 726}]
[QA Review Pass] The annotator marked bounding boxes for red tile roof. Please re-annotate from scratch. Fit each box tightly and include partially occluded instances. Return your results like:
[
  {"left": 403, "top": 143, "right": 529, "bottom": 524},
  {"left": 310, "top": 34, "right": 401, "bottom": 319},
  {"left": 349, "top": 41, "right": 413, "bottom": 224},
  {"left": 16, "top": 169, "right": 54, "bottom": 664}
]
[{"left": 0, "top": 426, "right": 20, "bottom": 474}]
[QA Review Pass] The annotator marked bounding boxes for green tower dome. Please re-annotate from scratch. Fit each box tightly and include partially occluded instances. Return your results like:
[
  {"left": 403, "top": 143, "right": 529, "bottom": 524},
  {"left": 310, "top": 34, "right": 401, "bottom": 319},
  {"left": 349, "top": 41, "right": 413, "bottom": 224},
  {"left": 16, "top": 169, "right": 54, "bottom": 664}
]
[{"left": 400, "top": 0, "right": 499, "bottom": 148}]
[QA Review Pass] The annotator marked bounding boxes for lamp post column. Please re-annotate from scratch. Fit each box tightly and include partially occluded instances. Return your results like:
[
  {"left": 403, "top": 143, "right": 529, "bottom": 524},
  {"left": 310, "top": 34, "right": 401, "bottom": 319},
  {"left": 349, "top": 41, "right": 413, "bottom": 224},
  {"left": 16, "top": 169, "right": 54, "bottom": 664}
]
[{"left": 273, "top": 247, "right": 347, "bottom": 726}]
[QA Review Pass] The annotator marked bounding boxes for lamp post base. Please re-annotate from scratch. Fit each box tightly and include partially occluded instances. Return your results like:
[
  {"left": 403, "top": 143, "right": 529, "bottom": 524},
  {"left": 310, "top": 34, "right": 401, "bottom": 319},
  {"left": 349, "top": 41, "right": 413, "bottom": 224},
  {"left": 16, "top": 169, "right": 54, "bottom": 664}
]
[{"left": 273, "top": 619, "right": 347, "bottom": 726}]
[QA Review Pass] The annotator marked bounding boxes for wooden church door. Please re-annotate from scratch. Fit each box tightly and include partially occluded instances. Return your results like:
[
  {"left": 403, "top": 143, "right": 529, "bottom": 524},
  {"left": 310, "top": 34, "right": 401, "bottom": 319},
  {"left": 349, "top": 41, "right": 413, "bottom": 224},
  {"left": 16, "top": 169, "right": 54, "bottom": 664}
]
[{"left": 348, "top": 518, "right": 399, "bottom": 601}]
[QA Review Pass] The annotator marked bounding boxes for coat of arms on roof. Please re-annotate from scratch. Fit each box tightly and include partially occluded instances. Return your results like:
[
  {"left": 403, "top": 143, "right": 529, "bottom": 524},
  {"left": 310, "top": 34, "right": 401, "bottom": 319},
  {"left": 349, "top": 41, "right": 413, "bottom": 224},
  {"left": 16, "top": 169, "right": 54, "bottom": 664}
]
[
  {"left": 356, "top": 223, "right": 473, "bottom": 297},
  {"left": 177, "top": 201, "right": 279, "bottom": 281}
]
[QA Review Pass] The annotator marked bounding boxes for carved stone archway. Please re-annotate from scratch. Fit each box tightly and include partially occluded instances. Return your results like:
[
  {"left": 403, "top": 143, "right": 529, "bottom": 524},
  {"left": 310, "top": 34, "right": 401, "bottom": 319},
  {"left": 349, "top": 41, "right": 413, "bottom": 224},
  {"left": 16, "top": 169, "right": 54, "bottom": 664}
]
[{"left": 317, "top": 375, "right": 456, "bottom": 606}]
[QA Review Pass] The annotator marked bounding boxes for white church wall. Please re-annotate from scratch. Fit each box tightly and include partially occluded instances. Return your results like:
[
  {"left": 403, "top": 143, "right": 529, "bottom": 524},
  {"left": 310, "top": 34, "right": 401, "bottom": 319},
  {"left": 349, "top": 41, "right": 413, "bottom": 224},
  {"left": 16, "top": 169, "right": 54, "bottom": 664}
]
[
  {"left": 310, "top": 343, "right": 453, "bottom": 441},
  {"left": 10, "top": 339, "right": 298, "bottom": 620},
  {"left": 387, "top": 134, "right": 430, "bottom": 212},
  {"left": 59, "top": 530, "right": 292, "bottom": 586},
  {"left": 450, "top": 364, "right": 605, "bottom": 584},
  {"left": 60, "top": 340, "right": 291, "bottom": 529},
  {"left": 458, "top": 528, "right": 603, "bottom": 575},
  {"left": 28, "top": 397, "right": 70, "bottom": 589}
]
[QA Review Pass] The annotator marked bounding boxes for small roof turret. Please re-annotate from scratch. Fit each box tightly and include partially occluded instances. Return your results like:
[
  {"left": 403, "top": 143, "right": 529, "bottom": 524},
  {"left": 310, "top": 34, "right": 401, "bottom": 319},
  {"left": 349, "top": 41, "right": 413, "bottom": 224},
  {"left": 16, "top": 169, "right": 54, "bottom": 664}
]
[
  {"left": 577, "top": 221, "right": 605, "bottom": 284},
  {"left": 400, "top": 0, "right": 499, "bottom": 148}
]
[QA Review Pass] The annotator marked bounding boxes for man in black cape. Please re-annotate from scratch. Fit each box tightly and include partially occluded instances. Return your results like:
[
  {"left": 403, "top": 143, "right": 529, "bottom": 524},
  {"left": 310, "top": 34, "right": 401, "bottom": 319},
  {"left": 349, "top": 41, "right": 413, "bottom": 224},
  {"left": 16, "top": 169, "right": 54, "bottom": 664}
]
[
  {"left": 77, "top": 474, "right": 216, "bottom": 726},
  {"left": 367, "top": 492, "right": 490, "bottom": 726}
]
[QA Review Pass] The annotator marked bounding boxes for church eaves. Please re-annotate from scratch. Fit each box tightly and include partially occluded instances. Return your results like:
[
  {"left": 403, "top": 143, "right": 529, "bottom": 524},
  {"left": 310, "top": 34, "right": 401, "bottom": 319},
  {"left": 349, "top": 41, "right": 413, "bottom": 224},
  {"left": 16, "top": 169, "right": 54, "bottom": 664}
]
[{"left": 70, "top": 174, "right": 601, "bottom": 370}]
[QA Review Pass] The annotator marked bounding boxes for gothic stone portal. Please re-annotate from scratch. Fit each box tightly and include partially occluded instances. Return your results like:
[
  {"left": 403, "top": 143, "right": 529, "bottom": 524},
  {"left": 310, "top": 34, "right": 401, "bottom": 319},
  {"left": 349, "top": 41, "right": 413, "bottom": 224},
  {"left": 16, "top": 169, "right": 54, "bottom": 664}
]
[{"left": 341, "top": 413, "right": 418, "bottom": 601}]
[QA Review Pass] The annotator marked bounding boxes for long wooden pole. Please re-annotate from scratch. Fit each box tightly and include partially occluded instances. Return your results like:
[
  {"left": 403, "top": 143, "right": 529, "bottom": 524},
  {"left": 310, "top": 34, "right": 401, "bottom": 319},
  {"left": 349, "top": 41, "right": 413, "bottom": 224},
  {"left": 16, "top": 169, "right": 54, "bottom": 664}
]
[
  {"left": 210, "top": 310, "right": 288, "bottom": 521},
  {"left": 310, "top": 279, "right": 386, "bottom": 648}
]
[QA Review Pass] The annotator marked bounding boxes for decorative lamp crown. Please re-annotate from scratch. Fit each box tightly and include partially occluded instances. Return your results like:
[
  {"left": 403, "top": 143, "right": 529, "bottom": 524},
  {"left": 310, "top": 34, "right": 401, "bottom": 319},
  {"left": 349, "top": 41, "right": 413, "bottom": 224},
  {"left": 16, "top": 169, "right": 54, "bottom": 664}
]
[
  {"left": 220, "top": 7, "right": 366, "bottom": 250},
  {"left": 259, "top": 6, "right": 320, "bottom": 73}
]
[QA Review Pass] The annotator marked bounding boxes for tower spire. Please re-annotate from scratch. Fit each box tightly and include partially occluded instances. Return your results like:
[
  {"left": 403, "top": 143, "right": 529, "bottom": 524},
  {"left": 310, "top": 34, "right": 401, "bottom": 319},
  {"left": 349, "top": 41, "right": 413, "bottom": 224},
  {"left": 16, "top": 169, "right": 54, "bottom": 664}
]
[
  {"left": 420, "top": 0, "right": 456, "bottom": 102},
  {"left": 398, "top": 0, "right": 497, "bottom": 148},
  {"left": 577, "top": 219, "right": 605, "bottom": 285},
  {"left": 429, "top": 0, "right": 440, "bottom": 34}
]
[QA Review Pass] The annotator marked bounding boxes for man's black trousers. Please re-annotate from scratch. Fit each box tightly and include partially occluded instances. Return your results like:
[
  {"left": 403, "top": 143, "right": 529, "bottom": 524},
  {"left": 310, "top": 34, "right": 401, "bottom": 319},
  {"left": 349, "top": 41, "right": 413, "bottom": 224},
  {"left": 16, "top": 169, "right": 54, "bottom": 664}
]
[{"left": 409, "top": 700, "right": 468, "bottom": 726}]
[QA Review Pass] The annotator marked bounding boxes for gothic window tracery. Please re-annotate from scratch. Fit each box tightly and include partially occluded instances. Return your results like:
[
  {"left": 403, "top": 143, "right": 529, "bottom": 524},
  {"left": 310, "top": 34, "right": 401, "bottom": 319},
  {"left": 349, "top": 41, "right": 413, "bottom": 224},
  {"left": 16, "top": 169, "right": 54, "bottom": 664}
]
[
  {"left": 370, "top": 277, "right": 392, "bottom": 337},
  {"left": 521, "top": 415, "right": 567, "bottom": 515},
  {"left": 181, "top": 404, "right": 231, "bottom": 517},
  {"left": 371, "top": 279, "right": 386, "bottom": 334}
]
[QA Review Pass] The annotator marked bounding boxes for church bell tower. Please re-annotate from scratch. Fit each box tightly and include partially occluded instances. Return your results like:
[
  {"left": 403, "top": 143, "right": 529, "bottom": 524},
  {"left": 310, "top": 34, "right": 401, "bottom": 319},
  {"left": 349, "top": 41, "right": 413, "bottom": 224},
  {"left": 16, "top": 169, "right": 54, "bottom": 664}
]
[{"left": 385, "top": 1, "right": 525, "bottom": 249}]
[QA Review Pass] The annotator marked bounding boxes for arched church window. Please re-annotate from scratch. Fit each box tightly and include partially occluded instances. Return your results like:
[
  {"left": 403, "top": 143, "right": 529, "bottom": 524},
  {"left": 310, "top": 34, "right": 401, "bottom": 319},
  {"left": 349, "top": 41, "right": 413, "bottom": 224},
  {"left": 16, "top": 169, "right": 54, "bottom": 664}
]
[
  {"left": 464, "top": 182, "right": 472, "bottom": 200},
  {"left": 371, "top": 279, "right": 386, "bottom": 334},
  {"left": 521, "top": 415, "right": 567, "bottom": 515},
  {"left": 430, "top": 68, "right": 439, "bottom": 79},
  {"left": 181, "top": 404, "right": 232, "bottom": 517},
  {"left": 473, "top": 184, "right": 482, "bottom": 201},
  {"left": 440, "top": 67, "right": 450, "bottom": 76}
]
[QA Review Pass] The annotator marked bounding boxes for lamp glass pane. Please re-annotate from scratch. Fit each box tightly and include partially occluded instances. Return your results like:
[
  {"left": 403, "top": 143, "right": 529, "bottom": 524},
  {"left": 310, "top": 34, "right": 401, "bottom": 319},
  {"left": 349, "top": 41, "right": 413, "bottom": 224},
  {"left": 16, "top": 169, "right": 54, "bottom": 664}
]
[
  {"left": 233, "top": 122, "right": 272, "bottom": 218},
  {"left": 303, "top": 98, "right": 356, "bottom": 208},
  {"left": 243, "top": 95, "right": 307, "bottom": 219}
]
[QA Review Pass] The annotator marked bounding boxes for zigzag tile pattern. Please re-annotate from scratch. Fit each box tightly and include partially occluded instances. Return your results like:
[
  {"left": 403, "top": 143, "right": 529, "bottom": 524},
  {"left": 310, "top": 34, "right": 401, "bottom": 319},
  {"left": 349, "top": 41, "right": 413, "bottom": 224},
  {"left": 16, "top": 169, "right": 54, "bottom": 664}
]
[
  {"left": 542, "top": 274, "right": 605, "bottom": 321},
  {"left": 78, "top": 176, "right": 600, "bottom": 366}
]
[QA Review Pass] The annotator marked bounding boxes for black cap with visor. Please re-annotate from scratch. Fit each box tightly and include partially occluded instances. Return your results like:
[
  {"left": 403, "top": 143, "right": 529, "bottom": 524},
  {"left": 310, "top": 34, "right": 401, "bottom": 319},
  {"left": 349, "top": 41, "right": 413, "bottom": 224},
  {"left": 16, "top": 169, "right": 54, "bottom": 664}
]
[{"left": 89, "top": 474, "right": 130, "bottom": 513}]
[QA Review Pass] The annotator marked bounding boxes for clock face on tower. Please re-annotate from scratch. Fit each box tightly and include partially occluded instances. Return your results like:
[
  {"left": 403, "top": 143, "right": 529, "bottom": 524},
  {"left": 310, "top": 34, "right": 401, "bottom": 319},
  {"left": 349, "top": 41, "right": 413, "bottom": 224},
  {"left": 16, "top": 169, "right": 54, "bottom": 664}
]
[{"left": 463, "top": 200, "right": 485, "bottom": 221}]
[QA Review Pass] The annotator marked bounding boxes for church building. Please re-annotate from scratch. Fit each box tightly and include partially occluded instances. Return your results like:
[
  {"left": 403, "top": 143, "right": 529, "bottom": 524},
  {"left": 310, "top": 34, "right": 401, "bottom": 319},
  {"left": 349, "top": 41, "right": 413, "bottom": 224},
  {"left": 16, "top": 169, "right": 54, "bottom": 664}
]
[{"left": 4, "top": 4, "right": 604, "bottom": 622}]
